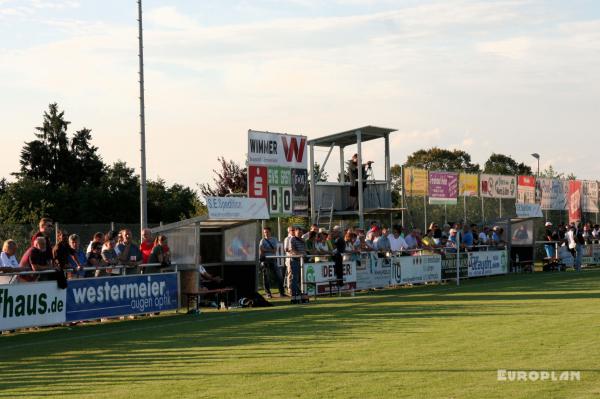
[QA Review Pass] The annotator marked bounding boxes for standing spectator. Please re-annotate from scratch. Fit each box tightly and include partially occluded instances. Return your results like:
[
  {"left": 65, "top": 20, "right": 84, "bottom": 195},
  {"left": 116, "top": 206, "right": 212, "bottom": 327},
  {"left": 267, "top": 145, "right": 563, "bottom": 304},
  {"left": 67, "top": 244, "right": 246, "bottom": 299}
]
[
  {"left": 86, "top": 232, "right": 105, "bottom": 256},
  {"left": 430, "top": 223, "right": 442, "bottom": 245},
  {"left": 478, "top": 226, "right": 490, "bottom": 246},
  {"left": 574, "top": 224, "right": 585, "bottom": 271},
  {"left": 289, "top": 227, "right": 307, "bottom": 303},
  {"left": 314, "top": 231, "right": 330, "bottom": 262},
  {"left": 148, "top": 235, "right": 171, "bottom": 273},
  {"left": 404, "top": 228, "right": 418, "bottom": 249},
  {"left": 582, "top": 223, "right": 592, "bottom": 244},
  {"left": 462, "top": 224, "right": 474, "bottom": 251},
  {"left": 365, "top": 229, "right": 378, "bottom": 251},
  {"left": 140, "top": 228, "right": 154, "bottom": 264},
  {"left": 29, "top": 237, "right": 53, "bottom": 281},
  {"left": 302, "top": 224, "right": 319, "bottom": 240},
  {"left": 388, "top": 225, "right": 409, "bottom": 254},
  {"left": 421, "top": 229, "right": 438, "bottom": 254},
  {"left": 544, "top": 222, "right": 558, "bottom": 258},
  {"left": 330, "top": 226, "right": 346, "bottom": 287},
  {"left": 0, "top": 240, "right": 20, "bottom": 283},
  {"left": 441, "top": 223, "right": 451, "bottom": 240},
  {"left": 99, "top": 237, "right": 119, "bottom": 277},
  {"left": 115, "top": 229, "right": 142, "bottom": 273},
  {"left": 68, "top": 234, "right": 88, "bottom": 278},
  {"left": 375, "top": 226, "right": 391, "bottom": 253},
  {"left": 31, "top": 217, "right": 53, "bottom": 260},
  {"left": 592, "top": 224, "right": 600, "bottom": 241},
  {"left": 87, "top": 242, "right": 103, "bottom": 269},
  {"left": 283, "top": 226, "right": 294, "bottom": 294},
  {"left": 343, "top": 231, "right": 359, "bottom": 262},
  {"left": 305, "top": 230, "right": 318, "bottom": 256},
  {"left": 446, "top": 229, "right": 458, "bottom": 253},
  {"left": 1, "top": 240, "right": 19, "bottom": 268},
  {"left": 52, "top": 230, "right": 81, "bottom": 271},
  {"left": 259, "top": 227, "right": 285, "bottom": 299}
]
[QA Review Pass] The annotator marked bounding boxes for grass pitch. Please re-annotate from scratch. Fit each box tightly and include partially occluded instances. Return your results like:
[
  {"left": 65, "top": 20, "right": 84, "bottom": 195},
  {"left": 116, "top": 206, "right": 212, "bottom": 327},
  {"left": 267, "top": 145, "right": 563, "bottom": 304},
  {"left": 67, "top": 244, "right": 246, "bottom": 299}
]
[{"left": 1, "top": 270, "right": 599, "bottom": 398}]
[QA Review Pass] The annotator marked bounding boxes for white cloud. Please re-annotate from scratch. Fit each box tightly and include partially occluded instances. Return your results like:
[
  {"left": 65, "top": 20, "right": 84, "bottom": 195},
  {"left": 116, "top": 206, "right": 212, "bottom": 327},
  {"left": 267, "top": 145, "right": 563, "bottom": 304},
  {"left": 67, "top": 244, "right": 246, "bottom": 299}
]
[
  {"left": 146, "top": 6, "right": 198, "bottom": 30},
  {"left": 477, "top": 36, "right": 532, "bottom": 60}
]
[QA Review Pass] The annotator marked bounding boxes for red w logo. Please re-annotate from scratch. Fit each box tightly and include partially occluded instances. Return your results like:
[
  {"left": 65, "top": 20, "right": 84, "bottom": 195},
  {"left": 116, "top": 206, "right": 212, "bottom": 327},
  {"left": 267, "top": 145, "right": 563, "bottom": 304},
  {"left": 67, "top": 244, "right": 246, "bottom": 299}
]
[{"left": 281, "top": 136, "right": 306, "bottom": 163}]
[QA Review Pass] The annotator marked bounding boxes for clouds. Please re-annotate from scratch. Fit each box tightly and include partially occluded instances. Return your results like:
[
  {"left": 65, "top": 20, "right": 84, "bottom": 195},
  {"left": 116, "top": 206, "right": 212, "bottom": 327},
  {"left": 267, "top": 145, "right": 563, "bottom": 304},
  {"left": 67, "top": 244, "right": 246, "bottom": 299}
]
[{"left": 1, "top": 0, "right": 599, "bottom": 188}]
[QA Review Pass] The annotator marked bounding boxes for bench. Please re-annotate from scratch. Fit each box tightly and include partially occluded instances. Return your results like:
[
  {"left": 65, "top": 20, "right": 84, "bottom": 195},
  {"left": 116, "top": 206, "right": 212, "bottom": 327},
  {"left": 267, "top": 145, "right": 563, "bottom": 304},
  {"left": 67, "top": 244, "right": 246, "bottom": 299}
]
[
  {"left": 542, "top": 257, "right": 564, "bottom": 272},
  {"left": 513, "top": 260, "right": 534, "bottom": 273},
  {"left": 182, "top": 288, "right": 235, "bottom": 313},
  {"left": 303, "top": 279, "right": 343, "bottom": 300}
]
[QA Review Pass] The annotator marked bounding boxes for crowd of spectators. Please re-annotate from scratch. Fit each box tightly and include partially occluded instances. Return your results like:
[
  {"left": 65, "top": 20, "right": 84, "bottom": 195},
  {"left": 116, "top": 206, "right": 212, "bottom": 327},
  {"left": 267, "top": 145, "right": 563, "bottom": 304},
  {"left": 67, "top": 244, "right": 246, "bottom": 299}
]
[
  {"left": 0, "top": 218, "right": 171, "bottom": 284},
  {"left": 258, "top": 221, "right": 507, "bottom": 303}
]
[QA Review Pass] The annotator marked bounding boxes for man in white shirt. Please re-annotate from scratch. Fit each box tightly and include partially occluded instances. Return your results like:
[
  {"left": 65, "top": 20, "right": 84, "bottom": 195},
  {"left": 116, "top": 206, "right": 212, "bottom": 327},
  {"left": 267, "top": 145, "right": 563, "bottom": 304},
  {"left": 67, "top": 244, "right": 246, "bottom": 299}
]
[
  {"left": 282, "top": 226, "right": 295, "bottom": 294},
  {"left": 388, "top": 225, "right": 408, "bottom": 253}
]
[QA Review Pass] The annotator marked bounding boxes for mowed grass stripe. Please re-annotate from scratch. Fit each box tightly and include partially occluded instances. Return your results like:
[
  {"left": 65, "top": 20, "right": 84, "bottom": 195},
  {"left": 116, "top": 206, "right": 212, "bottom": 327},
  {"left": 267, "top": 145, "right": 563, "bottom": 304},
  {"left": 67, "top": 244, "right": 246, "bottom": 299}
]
[{"left": 1, "top": 270, "right": 599, "bottom": 398}]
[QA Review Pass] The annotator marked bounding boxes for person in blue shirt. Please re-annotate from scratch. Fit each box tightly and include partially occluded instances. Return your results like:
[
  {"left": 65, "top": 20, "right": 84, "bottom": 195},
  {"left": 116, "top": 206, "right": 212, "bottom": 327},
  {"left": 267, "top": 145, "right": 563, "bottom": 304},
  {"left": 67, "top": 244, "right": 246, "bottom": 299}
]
[
  {"left": 115, "top": 229, "right": 142, "bottom": 274},
  {"left": 68, "top": 234, "right": 88, "bottom": 278},
  {"left": 462, "top": 225, "right": 474, "bottom": 251}
]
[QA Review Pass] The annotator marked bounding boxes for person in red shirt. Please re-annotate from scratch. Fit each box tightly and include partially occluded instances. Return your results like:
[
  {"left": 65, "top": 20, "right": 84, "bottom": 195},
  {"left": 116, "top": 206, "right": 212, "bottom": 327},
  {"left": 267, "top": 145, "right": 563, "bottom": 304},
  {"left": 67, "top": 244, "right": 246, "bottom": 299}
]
[
  {"left": 140, "top": 228, "right": 153, "bottom": 264},
  {"left": 31, "top": 217, "right": 53, "bottom": 260}
]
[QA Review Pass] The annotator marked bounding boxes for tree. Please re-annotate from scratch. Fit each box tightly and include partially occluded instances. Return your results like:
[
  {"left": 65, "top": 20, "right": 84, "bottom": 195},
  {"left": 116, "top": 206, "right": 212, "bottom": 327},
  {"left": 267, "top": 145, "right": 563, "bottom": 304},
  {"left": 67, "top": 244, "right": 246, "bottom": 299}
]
[
  {"left": 483, "top": 153, "right": 532, "bottom": 175},
  {"left": 405, "top": 147, "right": 479, "bottom": 172},
  {"left": 18, "top": 103, "right": 72, "bottom": 186},
  {"left": 199, "top": 157, "right": 247, "bottom": 198},
  {"left": 311, "top": 162, "right": 329, "bottom": 183},
  {"left": 17, "top": 103, "right": 105, "bottom": 187},
  {"left": 70, "top": 128, "right": 104, "bottom": 185}
]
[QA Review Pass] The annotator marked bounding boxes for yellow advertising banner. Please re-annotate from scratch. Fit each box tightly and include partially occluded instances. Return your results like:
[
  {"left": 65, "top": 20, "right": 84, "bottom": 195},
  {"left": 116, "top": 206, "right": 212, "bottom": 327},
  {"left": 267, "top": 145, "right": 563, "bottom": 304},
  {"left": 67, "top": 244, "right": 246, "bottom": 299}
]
[
  {"left": 459, "top": 173, "right": 479, "bottom": 197},
  {"left": 403, "top": 167, "right": 428, "bottom": 196}
]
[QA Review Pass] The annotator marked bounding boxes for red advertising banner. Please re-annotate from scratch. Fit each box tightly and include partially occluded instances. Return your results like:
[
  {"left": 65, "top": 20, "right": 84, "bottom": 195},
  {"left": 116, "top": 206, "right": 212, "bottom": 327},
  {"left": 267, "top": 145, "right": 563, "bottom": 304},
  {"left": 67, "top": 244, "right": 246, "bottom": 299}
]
[
  {"left": 517, "top": 175, "right": 535, "bottom": 204},
  {"left": 568, "top": 180, "right": 582, "bottom": 224},
  {"left": 248, "top": 165, "right": 268, "bottom": 199}
]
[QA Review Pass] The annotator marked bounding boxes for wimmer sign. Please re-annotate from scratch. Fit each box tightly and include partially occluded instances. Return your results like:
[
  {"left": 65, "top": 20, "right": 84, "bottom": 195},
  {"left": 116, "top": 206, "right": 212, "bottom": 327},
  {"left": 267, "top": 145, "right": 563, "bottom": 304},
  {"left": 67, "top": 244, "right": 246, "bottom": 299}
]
[{"left": 0, "top": 273, "right": 179, "bottom": 331}]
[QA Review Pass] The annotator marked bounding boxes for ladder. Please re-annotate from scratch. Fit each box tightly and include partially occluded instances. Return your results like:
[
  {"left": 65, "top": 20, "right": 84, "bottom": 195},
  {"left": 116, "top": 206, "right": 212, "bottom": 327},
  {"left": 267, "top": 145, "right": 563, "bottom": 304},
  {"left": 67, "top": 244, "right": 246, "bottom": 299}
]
[{"left": 315, "top": 192, "right": 334, "bottom": 231}]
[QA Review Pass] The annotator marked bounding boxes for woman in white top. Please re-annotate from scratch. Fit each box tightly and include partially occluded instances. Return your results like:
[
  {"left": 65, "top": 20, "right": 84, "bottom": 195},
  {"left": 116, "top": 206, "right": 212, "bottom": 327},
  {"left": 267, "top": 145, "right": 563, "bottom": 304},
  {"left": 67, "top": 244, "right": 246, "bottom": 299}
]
[
  {"left": 0, "top": 239, "right": 20, "bottom": 284},
  {"left": 1, "top": 239, "right": 19, "bottom": 268}
]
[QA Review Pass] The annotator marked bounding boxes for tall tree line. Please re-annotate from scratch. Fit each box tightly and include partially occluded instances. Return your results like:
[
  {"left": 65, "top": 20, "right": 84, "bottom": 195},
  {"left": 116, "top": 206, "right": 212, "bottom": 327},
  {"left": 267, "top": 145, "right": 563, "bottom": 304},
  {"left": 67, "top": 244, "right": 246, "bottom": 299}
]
[{"left": 0, "top": 103, "right": 202, "bottom": 224}]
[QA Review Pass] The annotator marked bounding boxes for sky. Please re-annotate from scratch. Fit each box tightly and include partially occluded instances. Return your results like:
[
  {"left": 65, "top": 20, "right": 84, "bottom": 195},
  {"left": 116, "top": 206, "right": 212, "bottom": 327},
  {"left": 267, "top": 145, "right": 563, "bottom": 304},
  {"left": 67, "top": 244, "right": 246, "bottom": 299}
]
[{"left": 1, "top": 0, "right": 599, "bottom": 190}]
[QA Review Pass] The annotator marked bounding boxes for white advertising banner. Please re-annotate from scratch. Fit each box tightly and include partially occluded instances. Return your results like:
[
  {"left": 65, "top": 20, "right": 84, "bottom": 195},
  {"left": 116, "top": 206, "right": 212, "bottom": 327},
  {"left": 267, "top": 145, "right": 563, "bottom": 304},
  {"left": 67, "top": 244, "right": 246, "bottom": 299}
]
[
  {"left": 206, "top": 197, "right": 269, "bottom": 220},
  {"left": 581, "top": 180, "right": 599, "bottom": 213},
  {"left": 480, "top": 174, "right": 517, "bottom": 199},
  {"left": 0, "top": 282, "right": 66, "bottom": 330},
  {"left": 515, "top": 203, "right": 543, "bottom": 218},
  {"left": 538, "top": 178, "right": 568, "bottom": 210},
  {"left": 356, "top": 252, "right": 391, "bottom": 290},
  {"left": 390, "top": 255, "right": 442, "bottom": 285},
  {"left": 467, "top": 250, "right": 508, "bottom": 277},
  {"left": 247, "top": 130, "right": 307, "bottom": 169},
  {"left": 303, "top": 261, "right": 357, "bottom": 295}
]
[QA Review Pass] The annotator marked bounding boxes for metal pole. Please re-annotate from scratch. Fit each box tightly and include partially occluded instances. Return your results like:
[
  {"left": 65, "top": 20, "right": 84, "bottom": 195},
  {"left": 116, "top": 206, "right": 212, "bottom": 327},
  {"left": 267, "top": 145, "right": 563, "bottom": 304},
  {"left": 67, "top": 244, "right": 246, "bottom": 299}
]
[
  {"left": 481, "top": 196, "right": 485, "bottom": 225},
  {"left": 499, "top": 198, "right": 502, "bottom": 218},
  {"left": 401, "top": 165, "right": 405, "bottom": 226},
  {"left": 309, "top": 143, "right": 316, "bottom": 223},
  {"left": 444, "top": 204, "right": 447, "bottom": 225},
  {"left": 423, "top": 195, "right": 427, "bottom": 232},
  {"left": 137, "top": 0, "right": 148, "bottom": 231},
  {"left": 277, "top": 217, "right": 282, "bottom": 241},
  {"left": 463, "top": 193, "right": 467, "bottom": 224},
  {"left": 357, "top": 130, "right": 364, "bottom": 229},
  {"left": 456, "top": 227, "right": 461, "bottom": 286}
]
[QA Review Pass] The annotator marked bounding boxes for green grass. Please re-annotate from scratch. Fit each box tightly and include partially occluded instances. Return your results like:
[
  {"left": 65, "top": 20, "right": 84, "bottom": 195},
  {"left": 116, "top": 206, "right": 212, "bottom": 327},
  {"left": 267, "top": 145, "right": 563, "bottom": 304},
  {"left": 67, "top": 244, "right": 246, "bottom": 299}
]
[{"left": 1, "top": 270, "right": 599, "bottom": 398}]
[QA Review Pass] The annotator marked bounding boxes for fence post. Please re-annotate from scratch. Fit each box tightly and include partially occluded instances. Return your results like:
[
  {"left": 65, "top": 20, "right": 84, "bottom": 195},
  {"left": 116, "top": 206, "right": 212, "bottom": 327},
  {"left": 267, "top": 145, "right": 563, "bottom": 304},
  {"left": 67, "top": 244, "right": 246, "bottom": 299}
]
[{"left": 456, "top": 232, "right": 461, "bottom": 286}]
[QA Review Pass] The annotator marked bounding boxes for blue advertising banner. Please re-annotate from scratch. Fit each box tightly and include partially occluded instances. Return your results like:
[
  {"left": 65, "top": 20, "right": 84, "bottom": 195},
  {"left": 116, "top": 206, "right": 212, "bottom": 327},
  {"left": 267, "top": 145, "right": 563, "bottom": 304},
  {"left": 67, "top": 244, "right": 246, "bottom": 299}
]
[{"left": 65, "top": 273, "right": 179, "bottom": 322}]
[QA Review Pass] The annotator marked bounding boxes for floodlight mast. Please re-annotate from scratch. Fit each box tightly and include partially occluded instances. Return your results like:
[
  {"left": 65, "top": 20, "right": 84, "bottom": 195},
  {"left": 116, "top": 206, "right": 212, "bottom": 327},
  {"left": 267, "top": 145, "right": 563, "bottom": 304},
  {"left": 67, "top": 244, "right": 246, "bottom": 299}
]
[{"left": 138, "top": 0, "right": 148, "bottom": 232}]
